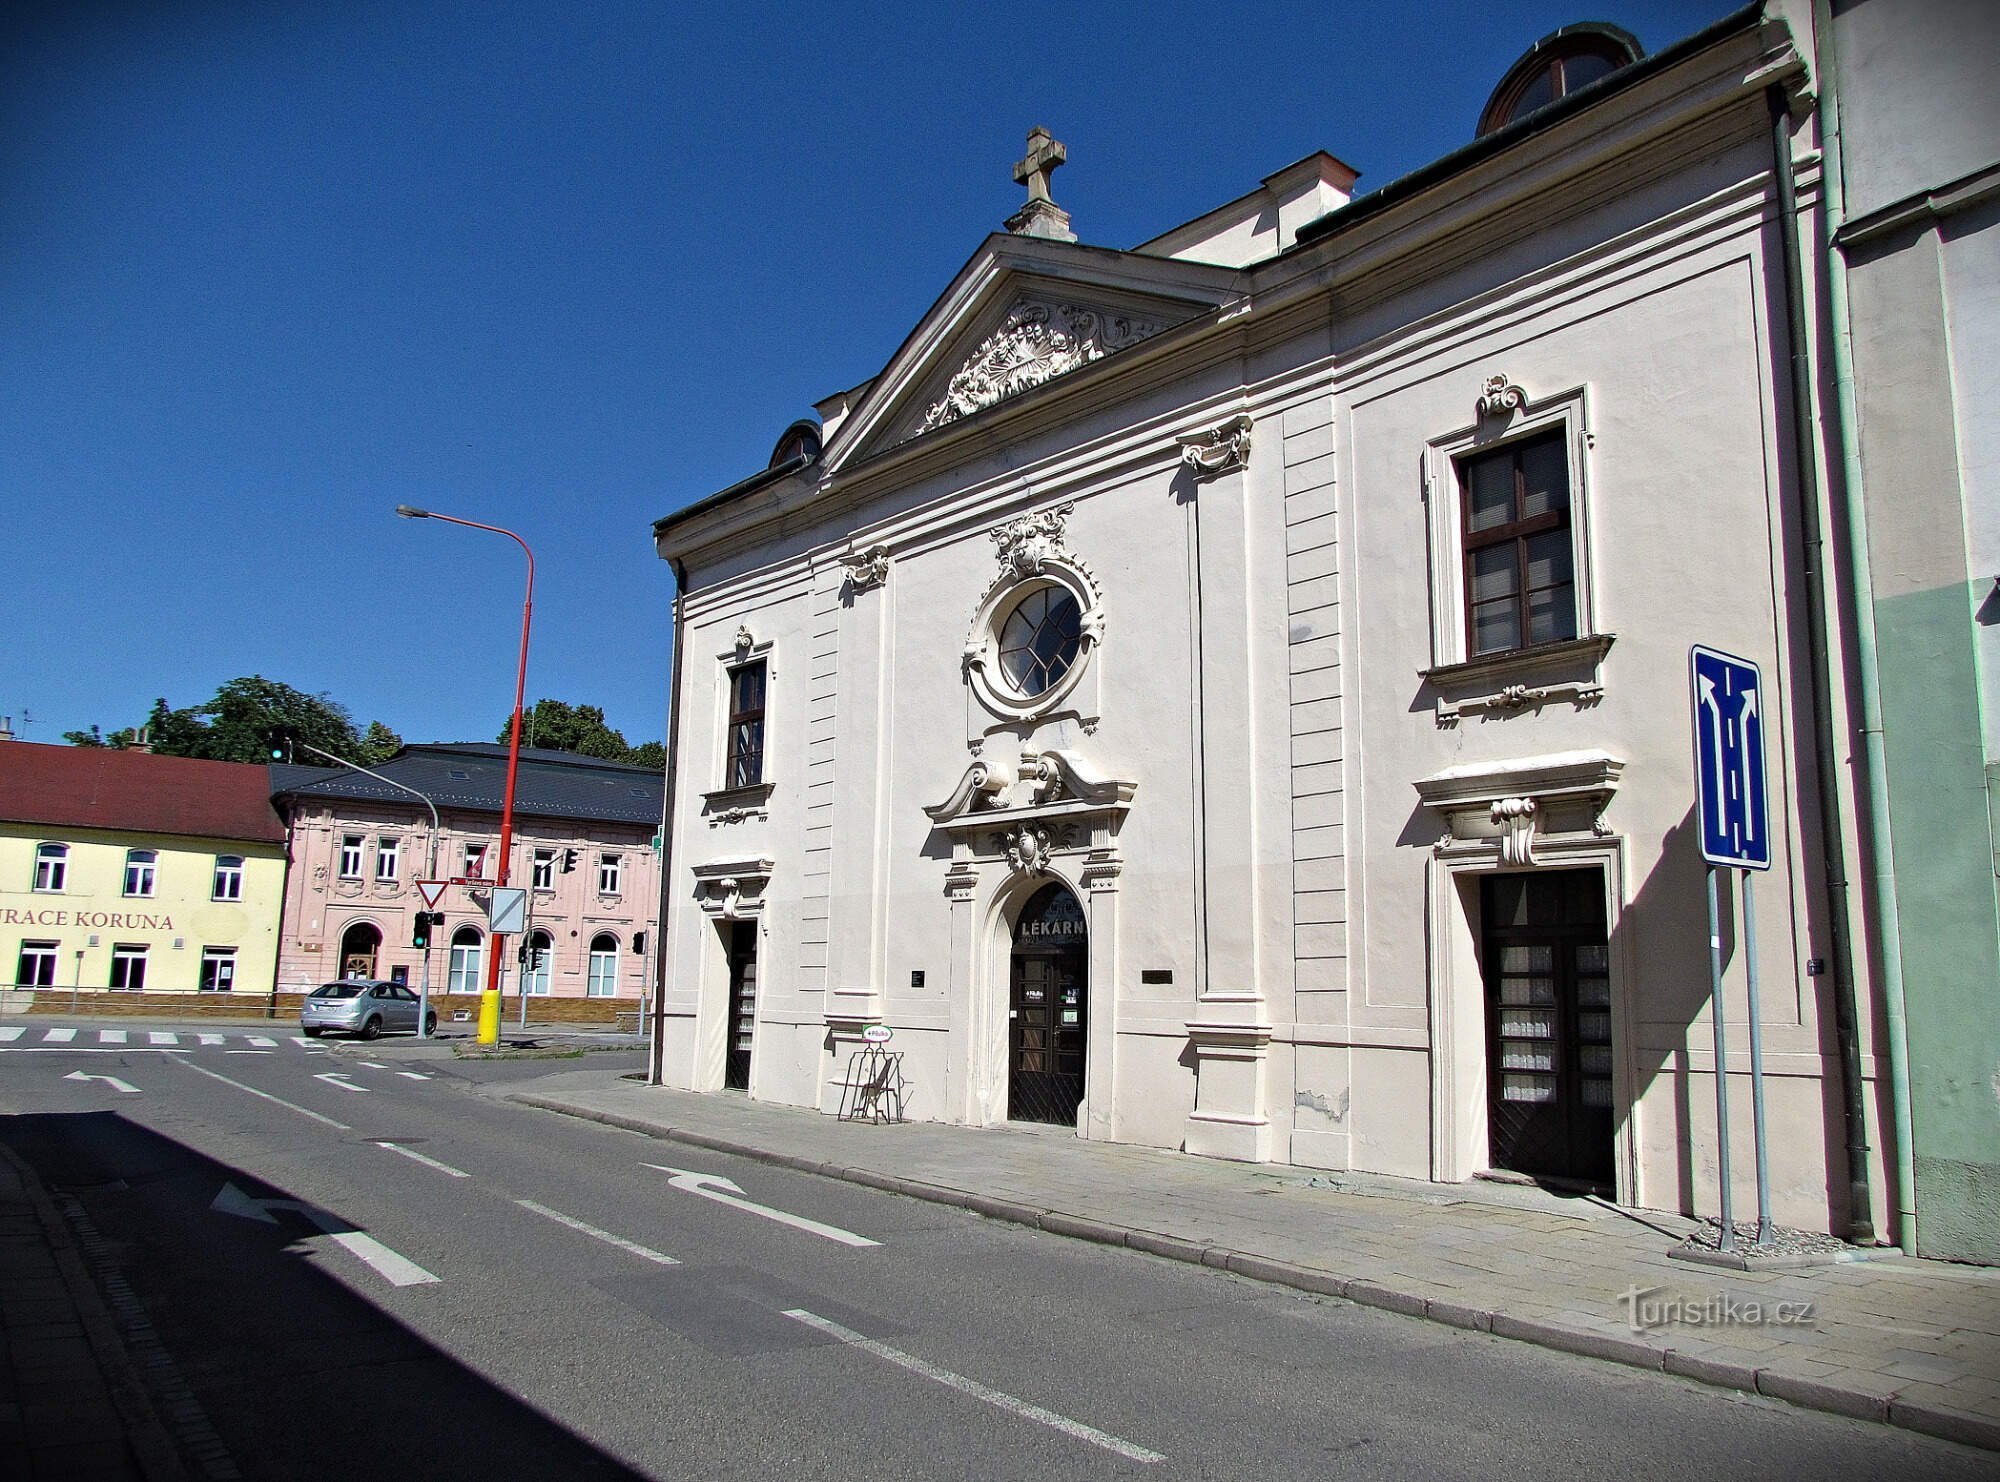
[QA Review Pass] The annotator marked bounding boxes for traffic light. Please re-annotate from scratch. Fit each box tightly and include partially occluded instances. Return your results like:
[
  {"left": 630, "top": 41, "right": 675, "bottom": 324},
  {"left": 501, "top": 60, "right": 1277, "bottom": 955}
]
[
  {"left": 561, "top": 848, "right": 578, "bottom": 873},
  {"left": 411, "top": 911, "right": 441, "bottom": 949},
  {"left": 263, "top": 725, "right": 294, "bottom": 762}
]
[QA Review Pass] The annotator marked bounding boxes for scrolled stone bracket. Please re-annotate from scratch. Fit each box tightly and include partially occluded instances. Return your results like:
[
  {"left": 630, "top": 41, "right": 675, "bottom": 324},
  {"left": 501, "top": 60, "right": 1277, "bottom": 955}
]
[{"left": 1176, "top": 413, "right": 1254, "bottom": 478}]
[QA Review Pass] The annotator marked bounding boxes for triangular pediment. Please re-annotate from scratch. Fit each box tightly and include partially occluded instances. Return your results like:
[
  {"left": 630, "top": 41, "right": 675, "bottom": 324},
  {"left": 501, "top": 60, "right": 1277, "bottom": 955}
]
[{"left": 824, "top": 235, "right": 1244, "bottom": 475}]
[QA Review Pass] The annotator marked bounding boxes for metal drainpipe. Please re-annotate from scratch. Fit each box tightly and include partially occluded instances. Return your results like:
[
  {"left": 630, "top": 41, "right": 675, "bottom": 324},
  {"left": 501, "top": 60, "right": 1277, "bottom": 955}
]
[
  {"left": 1767, "top": 83, "right": 1877, "bottom": 1244},
  {"left": 648, "top": 555, "right": 690, "bottom": 1087},
  {"left": 1808, "top": 0, "right": 1918, "bottom": 1252}
]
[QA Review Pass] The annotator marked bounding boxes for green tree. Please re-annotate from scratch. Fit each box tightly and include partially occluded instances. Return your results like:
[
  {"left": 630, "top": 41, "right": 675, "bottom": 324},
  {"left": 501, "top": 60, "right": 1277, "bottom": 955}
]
[
  {"left": 65, "top": 677, "right": 398, "bottom": 765},
  {"left": 626, "top": 740, "right": 667, "bottom": 770},
  {"left": 355, "top": 721, "right": 404, "bottom": 766},
  {"left": 504, "top": 699, "right": 629, "bottom": 761}
]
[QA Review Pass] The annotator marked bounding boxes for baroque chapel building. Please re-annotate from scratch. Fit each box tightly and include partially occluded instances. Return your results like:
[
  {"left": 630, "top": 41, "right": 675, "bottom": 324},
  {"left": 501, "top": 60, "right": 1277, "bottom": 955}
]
[{"left": 649, "top": 6, "right": 1921, "bottom": 1243}]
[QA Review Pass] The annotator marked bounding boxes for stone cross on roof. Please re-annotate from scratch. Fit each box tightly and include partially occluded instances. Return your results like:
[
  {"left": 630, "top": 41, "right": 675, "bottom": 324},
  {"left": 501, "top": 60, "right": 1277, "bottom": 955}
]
[
  {"left": 1013, "top": 127, "right": 1066, "bottom": 203},
  {"left": 1006, "top": 127, "right": 1077, "bottom": 242}
]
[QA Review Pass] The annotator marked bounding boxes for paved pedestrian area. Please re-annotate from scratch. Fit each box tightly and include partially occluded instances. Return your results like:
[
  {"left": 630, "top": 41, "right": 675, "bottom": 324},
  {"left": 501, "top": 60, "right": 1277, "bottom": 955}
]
[{"left": 509, "top": 1068, "right": 2000, "bottom": 1454}]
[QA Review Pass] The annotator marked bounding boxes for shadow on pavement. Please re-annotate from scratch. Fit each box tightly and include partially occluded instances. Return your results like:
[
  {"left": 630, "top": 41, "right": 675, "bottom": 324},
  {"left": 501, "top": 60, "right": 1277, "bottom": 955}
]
[{"left": 3, "top": 1111, "right": 654, "bottom": 1482}]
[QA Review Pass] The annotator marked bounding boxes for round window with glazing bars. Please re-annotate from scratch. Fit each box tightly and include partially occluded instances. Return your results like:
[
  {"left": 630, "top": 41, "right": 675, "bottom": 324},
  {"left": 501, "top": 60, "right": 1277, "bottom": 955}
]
[{"left": 996, "top": 587, "right": 1082, "bottom": 698}]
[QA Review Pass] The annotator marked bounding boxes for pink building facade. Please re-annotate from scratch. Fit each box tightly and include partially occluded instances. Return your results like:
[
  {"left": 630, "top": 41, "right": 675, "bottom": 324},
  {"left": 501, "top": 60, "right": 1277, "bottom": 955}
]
[{"left": 271, "top": 744, "right": 663, "bottom": 1009}]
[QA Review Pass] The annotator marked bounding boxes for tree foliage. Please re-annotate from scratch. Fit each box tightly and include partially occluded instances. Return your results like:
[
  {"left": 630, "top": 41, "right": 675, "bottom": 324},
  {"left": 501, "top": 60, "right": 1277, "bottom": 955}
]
[
  {"left": 503, "top": 699, "right": 663, "bottom": 769},
  {"left": 64, "top": 677, "right": 400, "bottom": 766}
]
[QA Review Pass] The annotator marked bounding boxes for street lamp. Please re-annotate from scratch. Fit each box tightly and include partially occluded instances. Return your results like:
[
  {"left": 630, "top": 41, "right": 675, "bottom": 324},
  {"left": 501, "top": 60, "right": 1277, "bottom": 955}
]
[{"left": 397, "top": 503, "right": 533, "bottom": 1047}]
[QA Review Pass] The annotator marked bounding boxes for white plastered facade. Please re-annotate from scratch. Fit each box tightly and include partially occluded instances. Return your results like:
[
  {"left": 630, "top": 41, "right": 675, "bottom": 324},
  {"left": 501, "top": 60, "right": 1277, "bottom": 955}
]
[{"left": 652, "top": 13, "right": 1887, "bottom": 1236}]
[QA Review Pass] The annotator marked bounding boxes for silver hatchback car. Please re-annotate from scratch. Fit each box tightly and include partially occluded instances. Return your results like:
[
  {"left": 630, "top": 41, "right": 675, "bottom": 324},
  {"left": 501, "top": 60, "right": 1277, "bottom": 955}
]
[{"left": 300, "top": 979, "right": 434, "bottom": 1040}]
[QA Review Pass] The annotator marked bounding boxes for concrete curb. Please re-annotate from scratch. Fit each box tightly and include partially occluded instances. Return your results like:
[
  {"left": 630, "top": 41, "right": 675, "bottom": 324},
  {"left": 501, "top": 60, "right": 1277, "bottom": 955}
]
[
  {"left": 508, "top": 1092, "right": 2000, "bottom": 1454},
  {"left": 0, "top": 1143, "right": 192, "bottom": 1482}
]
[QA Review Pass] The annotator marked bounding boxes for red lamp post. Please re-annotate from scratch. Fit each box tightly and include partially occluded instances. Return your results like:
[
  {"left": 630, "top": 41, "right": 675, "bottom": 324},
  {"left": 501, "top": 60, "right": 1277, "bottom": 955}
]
[{"left": 397, "top": 504, "right": 533, "bottom": 1047}]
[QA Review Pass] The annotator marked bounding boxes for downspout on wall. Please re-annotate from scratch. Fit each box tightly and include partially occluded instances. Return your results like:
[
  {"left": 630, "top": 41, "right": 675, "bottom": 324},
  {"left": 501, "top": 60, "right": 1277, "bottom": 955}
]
[
  {"left": 649, "top": 556, "right": 690, "bottom": 1087},
  {"left": 1808, "top": 0, "right": 1918, "bottom": 1252},
  {"left": 1766, "top": 82, "right": 1877, "bottom": 1245}
]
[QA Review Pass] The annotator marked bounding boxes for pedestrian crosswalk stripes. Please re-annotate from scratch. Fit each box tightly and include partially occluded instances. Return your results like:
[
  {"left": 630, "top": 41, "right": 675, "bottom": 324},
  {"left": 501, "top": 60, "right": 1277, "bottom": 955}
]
[{"left": 0, "top": 1025, "right": 348, "bottom": 1051}]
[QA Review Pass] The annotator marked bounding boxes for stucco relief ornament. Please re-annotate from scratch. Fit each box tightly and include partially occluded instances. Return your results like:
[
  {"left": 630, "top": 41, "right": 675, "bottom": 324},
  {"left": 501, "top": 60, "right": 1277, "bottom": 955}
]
[
  {"left": 1177, "top": 413, "right": 1254, "bottom": 477},
  {"left": 839, "top": 542, "right": 890, "bottom": 592},
  {"left": 1476, "top": 374, "right": 1528, "bottom": 419},
  {"left": 1492, "top": 796, "right": 1539, "bottom": 866},
  {"left": 733, "top": 626, "right": 756, "bottom": 655},
  {"left": 989, "top": 501, "right": 1074, "bottom": 581},
  {"left": 915, "top": 304, "right": 1167, "bottom": 436},
  {"left": 994, "top": 821, "right": 1077, "bottom": 875}
]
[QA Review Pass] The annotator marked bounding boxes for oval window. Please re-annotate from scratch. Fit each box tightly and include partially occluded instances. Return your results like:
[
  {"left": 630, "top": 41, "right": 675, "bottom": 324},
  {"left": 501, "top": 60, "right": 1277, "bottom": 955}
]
[{"left": 996, "top": 588, "right": 1082, "bottom": 698}]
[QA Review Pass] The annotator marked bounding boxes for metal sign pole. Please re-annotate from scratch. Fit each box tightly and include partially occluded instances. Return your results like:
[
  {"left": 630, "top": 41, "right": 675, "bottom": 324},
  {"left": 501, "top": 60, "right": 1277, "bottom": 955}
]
[
  {"left": 1706, "top": 865, "right": 1736, "bottom": 1251},
  {"left": 1742, "top": 868, "right": 1774, "bottom": 1244}
]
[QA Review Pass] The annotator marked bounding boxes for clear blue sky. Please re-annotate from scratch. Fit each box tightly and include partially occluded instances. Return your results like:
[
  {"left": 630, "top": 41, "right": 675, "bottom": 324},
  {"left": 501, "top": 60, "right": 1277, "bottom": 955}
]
[{"left": 1, "top": 0, "right": 1739, "bottom": 751}]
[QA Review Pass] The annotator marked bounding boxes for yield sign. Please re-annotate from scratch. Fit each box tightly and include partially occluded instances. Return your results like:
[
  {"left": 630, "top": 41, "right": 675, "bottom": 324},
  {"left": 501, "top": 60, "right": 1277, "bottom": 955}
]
[{"left": 416, "top": 880, "right": 450, "bottom": 909}]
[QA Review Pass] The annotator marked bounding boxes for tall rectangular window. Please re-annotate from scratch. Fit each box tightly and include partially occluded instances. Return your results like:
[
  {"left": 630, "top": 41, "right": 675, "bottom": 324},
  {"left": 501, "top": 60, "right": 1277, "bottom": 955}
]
[
  {"left": 727, "top": 660, "right": 767, "bottom": 788},
  {"left": 1459, "top": 429, "right": 1576, "bottom": 656},
  {"left": 376, "top": 837, "right": 401, "bottom": 883},
  {"left": 34, "top": 843, "right": 68, "bottom": 892},
  {"left": 199, "top": 947, "right": 236, "bottom": 992},
  {"left": 339, "top": 835, "right": 364, "bottom": 879},
  {"left": 598, "top": 854, "right": 622, "bottom": 896},
  {"left": 16, "top": 941, "right": 57, "bottom": 988},
  {"left": 464, "top": 842, "right": 488, "bottom": 879},
  {"left": 212, "top": 855, "right": 244, "bottom": 901},
  {"left": 532, "top": 848, "right": 555, "bottom": 890},
  {"left": 110, "top": 944, "right": 147, "bottom": 991},
  {"left": 123, "top": 849, "right": 158, "bottom": 898}
]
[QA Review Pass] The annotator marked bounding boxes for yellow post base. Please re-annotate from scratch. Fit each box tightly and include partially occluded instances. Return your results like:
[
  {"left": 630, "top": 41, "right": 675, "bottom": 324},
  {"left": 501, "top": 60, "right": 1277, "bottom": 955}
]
[{"left": 476, "top": 988, "right": 502, "bottom": 1045}]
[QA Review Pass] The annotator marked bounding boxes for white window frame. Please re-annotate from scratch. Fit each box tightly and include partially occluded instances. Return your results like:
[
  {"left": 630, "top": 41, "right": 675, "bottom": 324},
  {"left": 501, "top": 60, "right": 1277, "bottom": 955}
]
[
  {"left": 1423, "top": 382, "right": 1598, "bottom": 673},
  {"left": 522, "top": 930, "right": 553, "bottom": 995},
  {"left": 464, "top": 842, "right": 488, "bottom": 880},
  {"left": 17, "top": 940, "right": 58, "bottom": 988},
  {"left": 123, "top": 849, "right": 157, "bottom": 898},
  {"left": 338, "top": 835, "right": 365, "bottom": 879},
  {"left": 447, "top": 928, "right": 484, "bottom": 995},
  {"left": 532, "top": 848, "right": 555, "bottom": 891},
  {"left": 376, "top": 837, "right": 401, "bottom": 883},
  {"left": 33, "top": 843, "right": 68, "bottom": 892},
  {"left": 199, "top": 947, "right": 237, "bottom": 992},
  {"left": 213, "top": 855, "right": 245, "bottom": 901},
  {"left": 110, "top": 943, "right": 148, "bottom": 991},
  {"left": 586, "top": 934, "right": 619, "bottom": 997},
  {"left": 597, "top": 853, "right": 622, "bottom": 896}
]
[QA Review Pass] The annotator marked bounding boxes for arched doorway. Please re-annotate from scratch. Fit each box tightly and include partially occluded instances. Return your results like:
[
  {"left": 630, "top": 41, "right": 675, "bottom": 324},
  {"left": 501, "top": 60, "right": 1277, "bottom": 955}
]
[
  {"left": 338, "top": 922, "right": 381, "bottom": 980},
  {"left": 447, "top": 926, "right": 483, "bottom": 996},
  {"left": 1008, "top": 881, "right": 1087, "bottom": 1125}
]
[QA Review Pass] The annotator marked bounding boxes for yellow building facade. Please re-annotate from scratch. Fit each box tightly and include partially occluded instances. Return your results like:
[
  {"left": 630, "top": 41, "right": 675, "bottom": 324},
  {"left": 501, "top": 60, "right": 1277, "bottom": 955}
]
[{"left": 0, "top": 744, "right": 288, "bottom": 1000}]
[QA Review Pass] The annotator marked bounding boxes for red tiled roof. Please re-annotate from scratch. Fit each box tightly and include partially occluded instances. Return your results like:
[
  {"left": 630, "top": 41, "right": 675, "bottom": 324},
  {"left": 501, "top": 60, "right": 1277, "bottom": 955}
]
[{"left": 0, "top": 742, "right": 284, "bottom": 844}]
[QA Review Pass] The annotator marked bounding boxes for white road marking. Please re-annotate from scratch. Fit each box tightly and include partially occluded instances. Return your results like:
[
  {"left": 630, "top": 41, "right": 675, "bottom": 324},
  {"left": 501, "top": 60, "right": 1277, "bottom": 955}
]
[
  {"left": 0, "top": 1047, "right": 184, "bottom": 1054},
  {"left": 225, "top": 1049, "right": 272, "bottom": 1054},
  {"left": 314, "top": 1072, "right": 367, "bottom": 1093},
  {"left": 357, "top": 1061, "right": 388, "bottom": 1069},
  {"left": 198, "top": 1033, "right": 224, "bottom": 1046},
  {"left": 179, "top": 1061, "right": 351, "bottom": 1129},
  {"left": 396, "top": 1071, "right": 431, "bottom": 1080},
  {"left": 782, "top": 1309, "right": 1164, "bottom": 1463},
  {"left": 45, "top": 1027, "right": 75, "bottom": 1042},
  {"left": 515, "top": 1199, "right": 679, "bottom": 1265},
  {"left": 63, "top": 1070, "right": 140, "bottom": 1094},
  {"left": 149, "top": 1031, "right": 178, "bottom": 1045},
  {"left": 643, "top": 1163, "right": 881, "bottom": 1247},
  {"left": 327, "top": 1230, "right": 441, "bottom": 1287},
  {"left": 245, "top": 1036, "right": 276, "bottom": 1047},
  {"left": 211, "top": 1183, "right": 439, "bottom": 1286},
  {"left": 376, "top": 1142, "right": 469, "bottom": 1178},
  {"left": 99, "top": 1029, "right": 127, "bottom": 1044},
  {"left": 290, "top": 1037, "right": 318, "bottom": 1048},
  {"left": 0, "top": 1027, "right": 22, "bottom": 1042}
]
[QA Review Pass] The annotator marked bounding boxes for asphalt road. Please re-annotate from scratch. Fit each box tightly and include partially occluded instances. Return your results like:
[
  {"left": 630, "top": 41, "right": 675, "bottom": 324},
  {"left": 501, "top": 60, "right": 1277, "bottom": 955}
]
[{"left": 1, "top": 1018, "right": 1989, "bottom": 1481}]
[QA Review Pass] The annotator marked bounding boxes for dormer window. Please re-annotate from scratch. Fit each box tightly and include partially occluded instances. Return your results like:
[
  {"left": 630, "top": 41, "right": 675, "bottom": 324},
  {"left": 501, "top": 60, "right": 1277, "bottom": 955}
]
[{"left": 1476, "top": 23, "right": 1643, "bottom": 137}]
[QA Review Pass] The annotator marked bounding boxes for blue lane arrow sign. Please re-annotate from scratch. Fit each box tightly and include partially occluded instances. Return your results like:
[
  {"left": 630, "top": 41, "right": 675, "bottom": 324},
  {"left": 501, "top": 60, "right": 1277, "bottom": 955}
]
[{"left": 1691, "top": 645, "right": 1772, "bottom": 870}]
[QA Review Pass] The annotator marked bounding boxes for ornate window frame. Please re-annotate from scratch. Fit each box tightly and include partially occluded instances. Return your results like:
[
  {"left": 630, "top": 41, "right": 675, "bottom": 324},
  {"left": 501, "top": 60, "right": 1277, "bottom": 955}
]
[
  {"left": 1423, "top": 378, "right": 1605, "bottom": 686},
  {"left": 962, "top": 502, "right": 1104, "bottom": 727},
  {"left": 705, "top": 626, "right": 778, "bottom": 811}
]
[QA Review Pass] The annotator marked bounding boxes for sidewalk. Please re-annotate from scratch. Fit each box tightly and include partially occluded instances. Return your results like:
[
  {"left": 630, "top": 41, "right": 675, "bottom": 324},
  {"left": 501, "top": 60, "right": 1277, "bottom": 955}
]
[
  {"left": 0, "top": 1142, "right": 187, "bottom": 1481},
  {"left": 508, "top": 1068, "right": 2000, "bottom": 1454}
]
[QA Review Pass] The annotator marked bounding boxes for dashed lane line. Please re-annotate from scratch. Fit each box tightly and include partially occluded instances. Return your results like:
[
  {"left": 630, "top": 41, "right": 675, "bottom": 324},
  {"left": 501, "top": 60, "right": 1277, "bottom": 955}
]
[
  {"left": 515, "top": 1199, "right": 679, "bottom": 1265},
  {"left": 178, "top": 1060, "right": 351, "bottom": 1130},
  {"left": 782, "top": 1309, "right": 1164, "bottom": 1464},
  {"left": 375, "top": 1142, "right": 470, "bottom": 1178}
]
